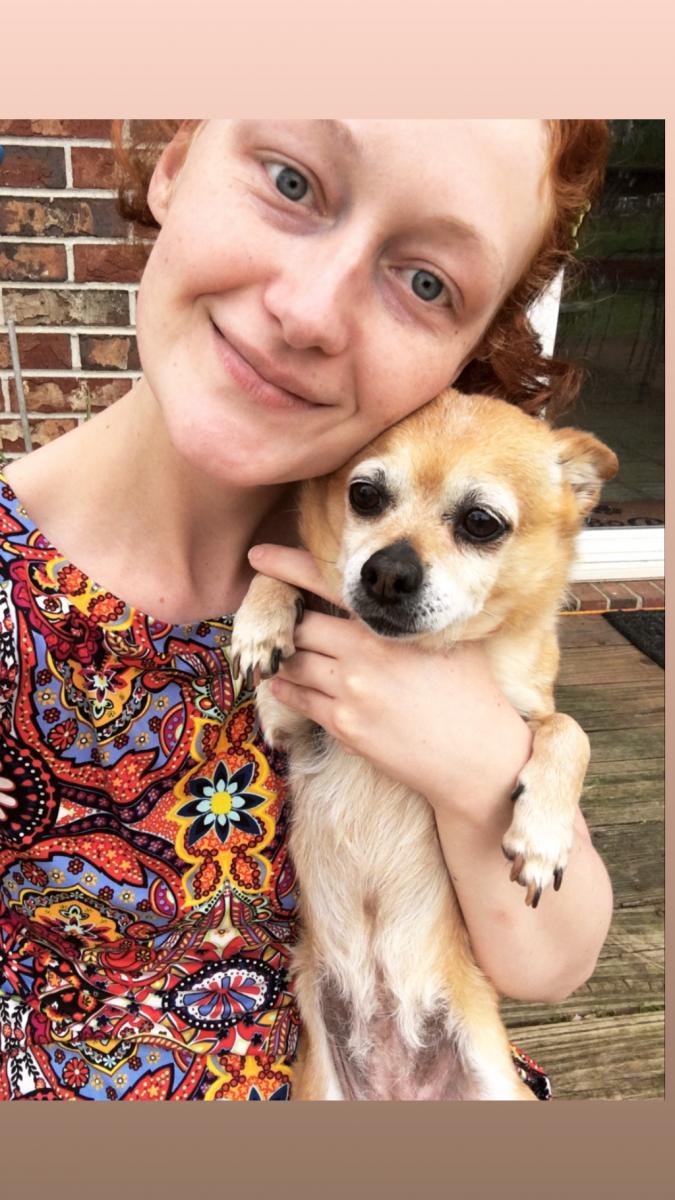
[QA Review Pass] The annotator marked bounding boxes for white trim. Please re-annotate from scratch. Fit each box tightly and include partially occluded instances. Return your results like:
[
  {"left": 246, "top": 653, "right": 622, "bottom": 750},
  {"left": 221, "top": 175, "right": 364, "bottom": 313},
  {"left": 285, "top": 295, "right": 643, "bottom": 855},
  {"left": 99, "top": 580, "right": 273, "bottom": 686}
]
[
  {"left": 0, "top": 369, "right": 138, "bottom": 379},
  {"left": 1, "top": 282, "right": 137, "bottom": 291},
  {"left": 0, "top": 237, "right": 150, "bottom": 246},
  {"left": 0, "top": 137, "right": 110, "bottom": 148},
  {"left": 64, "top": 144, "right": 73, "bottom": 190},
  {"left": 571, "top": 527, "right": 665, "bottom": 582},
  {"left": 0, "top": 187, "right": 116, "bottom": 199},
  {"left": 0, "top": 325, "right": 135, "bottom": 335}
]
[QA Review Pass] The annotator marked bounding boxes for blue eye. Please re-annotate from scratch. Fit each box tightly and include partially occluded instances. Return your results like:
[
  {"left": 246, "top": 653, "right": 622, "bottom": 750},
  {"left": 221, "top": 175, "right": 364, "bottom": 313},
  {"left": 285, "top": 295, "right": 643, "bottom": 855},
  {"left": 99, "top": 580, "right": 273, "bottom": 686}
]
[
  {"left": 411, "top": 269, "right": 444, "bottom": 302},
  {"left": 265, "top": 162, "right": 311, "bottom": 203}
]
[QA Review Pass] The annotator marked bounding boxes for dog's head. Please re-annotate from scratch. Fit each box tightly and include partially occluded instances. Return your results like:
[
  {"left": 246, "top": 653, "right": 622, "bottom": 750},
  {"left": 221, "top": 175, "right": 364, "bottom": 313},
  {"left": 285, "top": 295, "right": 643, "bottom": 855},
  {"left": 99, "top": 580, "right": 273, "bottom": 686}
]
[{"left": 300, "top": 388, "right": 618, "bottom": 642}]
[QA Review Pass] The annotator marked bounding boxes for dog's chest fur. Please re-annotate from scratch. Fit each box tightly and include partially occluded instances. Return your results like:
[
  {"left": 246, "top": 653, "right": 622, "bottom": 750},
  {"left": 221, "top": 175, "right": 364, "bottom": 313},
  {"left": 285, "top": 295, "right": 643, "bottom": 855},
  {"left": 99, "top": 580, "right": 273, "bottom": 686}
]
[{"left": 286, "top": 727, "right": 491, "bottom": 1097}]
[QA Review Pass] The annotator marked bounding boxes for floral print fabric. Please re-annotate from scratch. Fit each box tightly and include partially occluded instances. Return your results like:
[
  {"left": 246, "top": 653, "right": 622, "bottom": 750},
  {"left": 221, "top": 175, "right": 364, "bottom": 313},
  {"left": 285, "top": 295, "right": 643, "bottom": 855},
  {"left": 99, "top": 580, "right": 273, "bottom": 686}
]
[{"left": 0, "top": 472, "right": 298, "bottom": 1100}]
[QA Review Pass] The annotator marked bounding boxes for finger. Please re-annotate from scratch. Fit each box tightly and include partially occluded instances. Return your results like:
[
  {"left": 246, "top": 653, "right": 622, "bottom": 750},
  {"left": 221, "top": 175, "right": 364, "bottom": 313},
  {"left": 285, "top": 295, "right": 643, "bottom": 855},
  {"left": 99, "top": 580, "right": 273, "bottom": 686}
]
[
  {"left": 276, "top": 648, "right": 340, "bottom": 699},
  {"left": 268, "top": 676, "right": 337, "bottom": 734},
  {"left": 292, "top": 609, "right": 360, "bottom": 656},
  {"left": 0, "top": 776, "right": 16, "bottom": 791},
  {"left": 248, "top": 545, "right": 343, "bottom": 609}
]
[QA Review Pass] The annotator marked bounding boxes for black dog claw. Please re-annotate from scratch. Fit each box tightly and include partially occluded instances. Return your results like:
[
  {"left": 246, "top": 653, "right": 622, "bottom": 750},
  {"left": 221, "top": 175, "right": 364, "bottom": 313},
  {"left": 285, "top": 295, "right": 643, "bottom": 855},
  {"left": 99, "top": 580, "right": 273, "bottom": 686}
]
[
  {"left": 510, "top": 782, "right": 525, "bottom": 803},
  {"left": 553, "top": 867, "right": 564, "bottom": 892},
  {"left": 295, "top": 596, "right": 305, "bottom": 623},
  {"left": 270, "top": 648, "right": 282, "bottom": 675},
  {"left": 531, "top": 886, "right": 542, "bottom": 909},
  {"left": 245, "top": 666, "right": 254, "bottom": 691}
]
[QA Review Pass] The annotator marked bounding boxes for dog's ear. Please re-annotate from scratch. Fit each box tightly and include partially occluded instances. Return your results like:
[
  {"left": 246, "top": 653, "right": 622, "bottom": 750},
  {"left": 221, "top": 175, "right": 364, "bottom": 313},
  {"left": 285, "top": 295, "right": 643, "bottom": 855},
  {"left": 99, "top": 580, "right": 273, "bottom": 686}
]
[{"left": 552, "top": 428, "right": 619, "bottom": 516}]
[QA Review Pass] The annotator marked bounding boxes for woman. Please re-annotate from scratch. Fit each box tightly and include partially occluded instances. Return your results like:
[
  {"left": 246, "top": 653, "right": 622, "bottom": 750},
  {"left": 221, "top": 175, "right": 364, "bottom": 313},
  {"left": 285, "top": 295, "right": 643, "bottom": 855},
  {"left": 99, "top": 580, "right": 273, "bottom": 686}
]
[{"left": 0, "top": 120, "right": 613, "bottom": 1100}]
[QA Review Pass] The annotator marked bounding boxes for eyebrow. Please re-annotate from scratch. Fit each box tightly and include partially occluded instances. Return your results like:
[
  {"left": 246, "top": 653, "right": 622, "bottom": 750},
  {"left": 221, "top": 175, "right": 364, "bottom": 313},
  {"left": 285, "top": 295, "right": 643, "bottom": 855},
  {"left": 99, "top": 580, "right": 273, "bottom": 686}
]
[
  {"left": 314, "top": 118, "right": 362, "bottom": 159},
  {"left": 416, "top": 215, "right": 506, "bottom": 288}
]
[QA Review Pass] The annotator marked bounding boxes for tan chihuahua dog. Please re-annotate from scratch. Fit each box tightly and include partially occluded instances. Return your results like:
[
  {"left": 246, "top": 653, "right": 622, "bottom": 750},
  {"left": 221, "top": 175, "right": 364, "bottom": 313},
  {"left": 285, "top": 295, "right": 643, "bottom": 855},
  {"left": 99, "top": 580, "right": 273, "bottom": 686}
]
[{"left": 231, "top": 388, "right": 618, "bottom": 1100}]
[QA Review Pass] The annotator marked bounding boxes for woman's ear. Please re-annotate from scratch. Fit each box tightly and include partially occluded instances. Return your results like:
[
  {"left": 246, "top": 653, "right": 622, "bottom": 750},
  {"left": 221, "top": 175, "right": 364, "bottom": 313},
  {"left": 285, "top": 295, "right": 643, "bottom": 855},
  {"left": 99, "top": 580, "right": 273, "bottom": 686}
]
[{"left": 147, "top": 121, "right": 201, "bottom": 226}]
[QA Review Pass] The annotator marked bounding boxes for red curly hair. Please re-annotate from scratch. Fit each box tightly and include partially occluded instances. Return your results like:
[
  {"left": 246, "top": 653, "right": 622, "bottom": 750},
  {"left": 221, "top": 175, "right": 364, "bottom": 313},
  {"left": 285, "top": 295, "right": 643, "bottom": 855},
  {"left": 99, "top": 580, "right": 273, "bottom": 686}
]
[{"left": 111, "top": 119, "right": 609, "bottom": 418}]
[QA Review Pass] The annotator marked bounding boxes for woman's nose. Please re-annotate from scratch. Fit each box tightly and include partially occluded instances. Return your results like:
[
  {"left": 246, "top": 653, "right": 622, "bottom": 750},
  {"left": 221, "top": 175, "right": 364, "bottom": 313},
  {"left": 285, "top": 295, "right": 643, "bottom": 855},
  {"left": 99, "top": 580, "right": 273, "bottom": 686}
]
[{"left": 262, "top": 237, "right": 368, "bottom": 355}]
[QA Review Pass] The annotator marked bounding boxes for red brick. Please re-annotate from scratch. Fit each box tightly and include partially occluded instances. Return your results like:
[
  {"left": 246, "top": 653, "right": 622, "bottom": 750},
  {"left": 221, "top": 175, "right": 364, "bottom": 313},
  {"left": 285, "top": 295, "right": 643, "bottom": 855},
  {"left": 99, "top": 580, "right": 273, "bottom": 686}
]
[
  {"left": 0, "top": 120, "right": 111, "bottom": 139},
  {"left": 622, "top": 580, "right": 666, "bottom": 609},
  {"left": 73, "top": 242, "right": 151, "bottom": 284},
  {"left": 80, "top": 336, "right": 140, "bottom": 370},
  {"left": 0, "top": 243, "right": 67, "bottom": 282},
  {"left": 567, "top": 583, "right": 609, "bottom": 611},
  {"left": 71, "top": 146, "right": 118, "bottom": 189},
  {"left": 3, "top": 288, "right": 130, "bottom": 327},
  {"left": 0, "top": 197, "right": 128, "bottom": 238},
  {"left": 0, "top": 416, "right": 79, "bottom": 455},
  {"left": 0, "top": 333, "right": 71, "bottom": 370},
  {"left": 8, "top": 376, "right": 132, "bottom": 414},
  {"left": 0, "top": 145, "right": 66, "bottom": 189},
  {"left": 601, "top": 582, "right": 640, "bottom": 611}
]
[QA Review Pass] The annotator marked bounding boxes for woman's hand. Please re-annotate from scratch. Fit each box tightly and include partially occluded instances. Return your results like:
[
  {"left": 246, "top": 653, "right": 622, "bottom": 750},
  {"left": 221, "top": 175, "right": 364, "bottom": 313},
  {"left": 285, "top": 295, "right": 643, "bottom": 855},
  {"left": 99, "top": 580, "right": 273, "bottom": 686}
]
[{"left": 248, "top": 543, "right": 532, "bottom": 818}]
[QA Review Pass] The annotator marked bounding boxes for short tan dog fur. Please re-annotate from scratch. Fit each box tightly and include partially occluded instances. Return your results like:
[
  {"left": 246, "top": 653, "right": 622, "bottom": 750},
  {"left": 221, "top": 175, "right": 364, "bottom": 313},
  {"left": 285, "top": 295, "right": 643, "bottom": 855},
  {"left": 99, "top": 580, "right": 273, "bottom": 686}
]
[{"left": 231, "top": 387, "right": 618, "bottom": 1100}]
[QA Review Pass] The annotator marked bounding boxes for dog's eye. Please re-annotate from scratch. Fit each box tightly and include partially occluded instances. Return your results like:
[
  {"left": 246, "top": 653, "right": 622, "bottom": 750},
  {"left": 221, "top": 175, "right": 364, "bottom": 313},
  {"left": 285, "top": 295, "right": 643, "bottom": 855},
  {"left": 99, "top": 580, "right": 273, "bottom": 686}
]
[
  {"left": 459, "top": 508, "right": 506, "bottom": 542},
  {"left": 349, "top": 481, "right": 386, "bottom": 516}
]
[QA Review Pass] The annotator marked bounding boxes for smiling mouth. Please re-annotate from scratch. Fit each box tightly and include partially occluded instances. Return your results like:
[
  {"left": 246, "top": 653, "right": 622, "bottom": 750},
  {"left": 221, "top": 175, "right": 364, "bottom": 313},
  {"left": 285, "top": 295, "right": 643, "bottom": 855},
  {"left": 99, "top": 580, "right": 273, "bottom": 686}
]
[{"left": 209, "top": 320, "right": 328, "bottom": 412}]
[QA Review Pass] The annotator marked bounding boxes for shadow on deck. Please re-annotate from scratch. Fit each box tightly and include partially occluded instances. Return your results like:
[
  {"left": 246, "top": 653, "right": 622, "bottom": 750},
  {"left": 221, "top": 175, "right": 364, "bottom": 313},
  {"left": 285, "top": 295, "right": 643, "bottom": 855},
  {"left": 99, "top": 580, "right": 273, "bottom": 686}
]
[{"left": 501, "top": 613, "right": 664, "bottom": 1100}]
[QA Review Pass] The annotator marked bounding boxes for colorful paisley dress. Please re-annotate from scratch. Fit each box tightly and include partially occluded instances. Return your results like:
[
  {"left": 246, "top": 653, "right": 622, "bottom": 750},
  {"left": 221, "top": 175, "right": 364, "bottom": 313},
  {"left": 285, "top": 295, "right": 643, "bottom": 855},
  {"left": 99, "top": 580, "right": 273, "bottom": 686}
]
[{"left": 0, "top": 471, "right": 551, "bottom": 1101}]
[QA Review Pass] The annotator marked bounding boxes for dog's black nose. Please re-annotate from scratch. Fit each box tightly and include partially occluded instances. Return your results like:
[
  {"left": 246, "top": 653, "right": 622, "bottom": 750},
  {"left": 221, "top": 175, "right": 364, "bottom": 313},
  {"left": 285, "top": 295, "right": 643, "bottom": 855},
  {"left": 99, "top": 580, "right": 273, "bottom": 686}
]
[{"left": 360, "top": 540, "right": 423, "bottom": 605}]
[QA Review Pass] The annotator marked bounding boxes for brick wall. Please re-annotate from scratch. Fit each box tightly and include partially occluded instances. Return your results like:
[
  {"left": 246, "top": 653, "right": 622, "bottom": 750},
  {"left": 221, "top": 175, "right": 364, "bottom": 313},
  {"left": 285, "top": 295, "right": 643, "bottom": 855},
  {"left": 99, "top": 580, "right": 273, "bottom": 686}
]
[{"left": 0, "top": 120, "right": 154, "bottom": 462}]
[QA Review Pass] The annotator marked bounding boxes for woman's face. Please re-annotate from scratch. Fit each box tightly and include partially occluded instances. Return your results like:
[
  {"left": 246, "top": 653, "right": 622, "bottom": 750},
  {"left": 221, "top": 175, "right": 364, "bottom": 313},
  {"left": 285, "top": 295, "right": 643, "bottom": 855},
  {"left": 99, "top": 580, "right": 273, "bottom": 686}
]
[{"left": 136, "top": 119, "right": 552, "bottom": 486}]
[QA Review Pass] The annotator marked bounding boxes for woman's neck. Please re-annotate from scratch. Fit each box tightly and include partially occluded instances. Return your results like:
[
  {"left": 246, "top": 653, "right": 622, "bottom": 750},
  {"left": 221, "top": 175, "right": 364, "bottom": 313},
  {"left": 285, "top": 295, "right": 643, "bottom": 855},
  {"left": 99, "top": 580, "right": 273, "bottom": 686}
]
[{"left": 3, "top": 378, "right": 295, "bottom": 622}]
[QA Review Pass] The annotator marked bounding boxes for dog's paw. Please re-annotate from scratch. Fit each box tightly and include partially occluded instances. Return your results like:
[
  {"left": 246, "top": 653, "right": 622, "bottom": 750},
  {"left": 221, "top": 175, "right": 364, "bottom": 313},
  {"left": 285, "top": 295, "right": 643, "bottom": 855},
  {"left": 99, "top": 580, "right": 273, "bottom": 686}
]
[
  {"left": 501, "top": 779, "right": 575, "bottom": 908},
  {"left": 231, "top": 584, "right": 304, "bottom": 690}
]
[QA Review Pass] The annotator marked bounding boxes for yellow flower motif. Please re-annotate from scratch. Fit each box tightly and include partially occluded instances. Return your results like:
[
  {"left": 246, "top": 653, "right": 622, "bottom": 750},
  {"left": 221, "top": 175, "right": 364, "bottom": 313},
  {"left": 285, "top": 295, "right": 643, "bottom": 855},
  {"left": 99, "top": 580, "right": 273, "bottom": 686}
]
[
  {"left": 91, "top": 1075, "right": 104, "bottom": 1091},
  {"left": 134, "top": 733, "right": 149, "bottom": 747},
  {"left": 50, "top": 869, "right": 66, "bottom": 884},
  {"left": 146, "top": 1050, "right": 160, "bottom": 1065},
  {"left": 115, "top": 1073, "right": 128, "bottom": 1088}
]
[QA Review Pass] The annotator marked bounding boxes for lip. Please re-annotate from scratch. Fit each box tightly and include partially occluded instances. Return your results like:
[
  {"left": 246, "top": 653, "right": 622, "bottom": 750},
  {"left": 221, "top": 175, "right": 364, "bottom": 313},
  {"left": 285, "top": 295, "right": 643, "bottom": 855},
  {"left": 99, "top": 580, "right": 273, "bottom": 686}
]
[{"left": 210, "top": 320, "right": 327, "bottom": 412}]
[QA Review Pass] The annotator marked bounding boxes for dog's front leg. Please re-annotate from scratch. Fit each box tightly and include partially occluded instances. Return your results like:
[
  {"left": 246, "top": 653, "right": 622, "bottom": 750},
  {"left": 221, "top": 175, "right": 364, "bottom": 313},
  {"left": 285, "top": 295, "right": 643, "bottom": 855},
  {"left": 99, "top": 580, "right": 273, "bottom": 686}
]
[
  {"left": 231, "top": 573, "right": 311, "bottom": 748},
  {"left": 501, "top": 712, "right": 590, "bottom": 907}
]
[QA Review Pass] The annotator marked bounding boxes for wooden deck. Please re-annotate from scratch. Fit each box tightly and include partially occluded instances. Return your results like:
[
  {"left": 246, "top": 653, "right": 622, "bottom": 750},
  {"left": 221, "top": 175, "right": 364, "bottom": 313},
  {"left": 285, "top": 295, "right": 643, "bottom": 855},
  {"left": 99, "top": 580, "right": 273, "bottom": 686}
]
[{"left": 501, "top": 613, "right": 665, "bottom": 1100}]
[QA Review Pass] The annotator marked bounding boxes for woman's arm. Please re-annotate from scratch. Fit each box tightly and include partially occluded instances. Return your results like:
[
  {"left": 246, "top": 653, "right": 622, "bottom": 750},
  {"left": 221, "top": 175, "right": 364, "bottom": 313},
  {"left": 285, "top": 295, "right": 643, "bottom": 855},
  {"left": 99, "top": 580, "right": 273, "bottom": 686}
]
[
  {"left": 248, "top": 544, "right": 614, "bottom": 1005},
  {"left": 426, "top": 686, "right": 613, "bottom": 1002}
]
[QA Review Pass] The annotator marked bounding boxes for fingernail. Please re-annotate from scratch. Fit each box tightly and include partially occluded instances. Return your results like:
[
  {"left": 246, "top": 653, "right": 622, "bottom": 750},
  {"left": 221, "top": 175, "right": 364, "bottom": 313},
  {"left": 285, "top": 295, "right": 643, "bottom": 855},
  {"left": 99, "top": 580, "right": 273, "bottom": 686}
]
[{"left": 248, "top": 546, "right": 265, "bottom": 562}]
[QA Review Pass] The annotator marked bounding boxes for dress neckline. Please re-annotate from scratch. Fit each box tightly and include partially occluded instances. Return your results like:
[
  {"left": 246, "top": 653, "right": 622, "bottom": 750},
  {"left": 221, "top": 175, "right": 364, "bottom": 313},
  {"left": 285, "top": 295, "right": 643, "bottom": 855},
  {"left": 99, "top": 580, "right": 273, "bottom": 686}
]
[{"left": 0, "top": 468, "right": 235, "bottom": 630}]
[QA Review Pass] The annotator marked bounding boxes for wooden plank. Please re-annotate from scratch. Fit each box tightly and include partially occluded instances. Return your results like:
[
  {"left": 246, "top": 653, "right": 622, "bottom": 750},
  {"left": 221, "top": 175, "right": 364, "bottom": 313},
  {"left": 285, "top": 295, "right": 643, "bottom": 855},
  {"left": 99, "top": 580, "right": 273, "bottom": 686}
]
[
  {"left": 555, "top": 685, "right": 664, "bottom": 731},
  {"left": 505, "top": 1012, "right": 664, "bottom": 1100},
  {"left": 583, "top": 726, "right": 664, "bottom": 763},
  {"left": 501, "top": 906, "right": 664, "bottom": 1026},
  {"left": 586, "top": 756, "right": 663, "bottom": 779},
  {"left": 557, "top": 648, "right": 662, "bottom": 686},
  {"left": 558, "top": 616, "right": 630, "bottom": 649},
  {"left": 581, "top": 772, "right": 663, "bottom": 827},
  {"left": 590, "top": 822, "right": 664, "bottom": 908}
]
